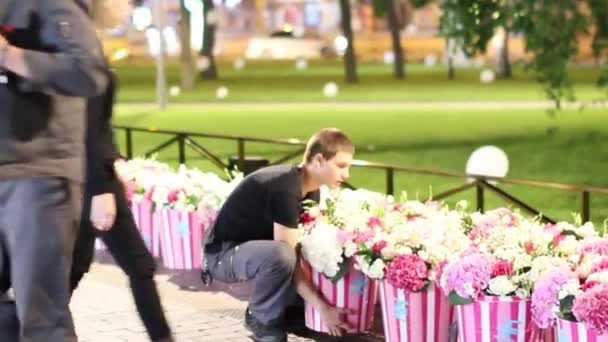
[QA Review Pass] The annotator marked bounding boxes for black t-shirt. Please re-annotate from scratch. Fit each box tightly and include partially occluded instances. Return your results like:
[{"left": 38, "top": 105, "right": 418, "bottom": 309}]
[{"left": 205, "top": 164, "right": 320, "bottom": 247}]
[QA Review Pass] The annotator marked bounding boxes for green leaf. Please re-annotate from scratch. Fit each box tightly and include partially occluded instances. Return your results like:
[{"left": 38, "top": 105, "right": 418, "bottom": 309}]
[
  {"left": 559, "top": 294, "right": 576, "bottom": 321},
  {"left": 448, "top": 290, "right": 474, "bottom": 305},
  {"left": 327, "top": 257, "right": 351, "bottom": 284}
]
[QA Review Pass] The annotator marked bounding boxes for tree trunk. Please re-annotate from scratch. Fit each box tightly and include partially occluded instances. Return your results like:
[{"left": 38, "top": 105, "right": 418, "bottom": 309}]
[
  {"left": 200, "top": 0, "right": 218, "bottom": 80},
  {"left": 339, "top": 0, "right": 358, "bottom": 83},
  {"left": 385, "top": 0, "right": 405, "bottom": 79},
  {"left": 179, "top": 0, "right": 195, "bottom": 89},
  {"left": 447, "top": 38, "right": 455, "bottom": 80},
  {"left": 496, "top": 27, "right": 512, "bottom": 78}
]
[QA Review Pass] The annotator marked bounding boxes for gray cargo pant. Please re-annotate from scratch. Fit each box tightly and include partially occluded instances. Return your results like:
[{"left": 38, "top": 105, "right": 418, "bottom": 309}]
[
  {"left": 204, "top": 240, "right": 297, "bottom": 325},
  {"left": 0, "top": 177, "right": 80, "bottom": 342}
]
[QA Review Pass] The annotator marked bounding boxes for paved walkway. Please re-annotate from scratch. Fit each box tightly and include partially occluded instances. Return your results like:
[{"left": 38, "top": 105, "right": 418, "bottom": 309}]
[{"left": 71, "top": 260, "right": 384, "bottom": 341}]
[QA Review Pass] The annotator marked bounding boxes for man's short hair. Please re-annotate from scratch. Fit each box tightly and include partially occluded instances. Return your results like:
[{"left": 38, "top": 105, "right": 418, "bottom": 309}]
[{"left": 303, "top": 128, "right": 354, "bottom": 163}]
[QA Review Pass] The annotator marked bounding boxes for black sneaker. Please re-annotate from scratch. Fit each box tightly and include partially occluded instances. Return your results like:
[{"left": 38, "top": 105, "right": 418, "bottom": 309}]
[{"left": 244, "top": 307, "right": 287, "bottom": 342}]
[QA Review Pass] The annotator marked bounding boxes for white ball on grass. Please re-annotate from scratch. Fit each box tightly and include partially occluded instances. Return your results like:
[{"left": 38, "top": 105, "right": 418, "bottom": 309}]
[
  {"left": 480, "top": 69, "right": 496, "bottom": 83},
  {"left": 323, "top": 82, "right": 338, "bottom": 97},
  {"left": 169, "top": 86, "right": 181, "bottom": 97},
  {"left": 216, "top": 86, "right": 229, "bottom": 99}
]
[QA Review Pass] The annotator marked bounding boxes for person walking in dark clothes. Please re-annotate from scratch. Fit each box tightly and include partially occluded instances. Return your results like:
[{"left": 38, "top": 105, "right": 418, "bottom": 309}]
[
  {"left": 203, "top": 128, "right": 356, "bottom": 342},
  {"left": 0, "top": 0, "right": 108, "bottom": 341},
  {"left": 69, "top": 70, "right": 174, "bottom": 342}
]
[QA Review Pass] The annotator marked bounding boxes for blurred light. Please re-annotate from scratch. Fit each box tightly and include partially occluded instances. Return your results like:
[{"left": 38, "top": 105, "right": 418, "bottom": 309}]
[
  {"left": 424, "top": 53, "right": 437, "bottom": 67},
  {"left": 283, "top": 24, "right": 293, "bottom": 33},
  {"left": 145, "top": 27, "right": 161, "bottom": 55},
  {"left": 295, "top": 57, "right": 308, "bottom": 70},
  {"left": 225, "top": 0, "right": 241, "bottom": 8},
  {"left": 293, "top": 26, "right": 305, "bottom": 38},
  {"left": 216, "top": 86, "right": 229, "bottom": 99},
  {"left": 480, "top": 69, "right": 496, "bottom": 83},
  {"left": 233, "top": 58, "right": 246, "bottom": 70},
  {"left": 111, "top": 48, "right": 130, "bottom": 62},
  {"left": 383, "top": 51, "right": 395, "bottom": 64},
  {"left": 197, "top": 56, "right": 211, "bottom": 71},
  {"left": 132, "top": 6, "right": 152, "bottom": 31},
  {"left": 169, "top": 86, "right": 181, "bottom": 97},
  {"left": 323, "top": 82, "right": 338, "bottom": 97},
  {"left": 334, "top": 36, "right": 348, "bottom": 55},
  {"left": 162, "top": 27, "right": 179, "bottom": 56},
  {"left": 184, "top": 0, "right": 204, "bottom": 50}
]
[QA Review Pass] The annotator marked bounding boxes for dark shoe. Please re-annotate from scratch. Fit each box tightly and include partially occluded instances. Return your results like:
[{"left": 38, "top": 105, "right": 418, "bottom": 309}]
[{"left": 244, "top": 307, "right": 287, "bottom": 342}]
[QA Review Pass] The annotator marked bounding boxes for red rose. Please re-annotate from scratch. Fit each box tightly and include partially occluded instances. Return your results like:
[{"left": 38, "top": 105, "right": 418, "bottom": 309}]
[
  {"left": 492, "top": 260, "right": 514, "bottom": 277},
  {"left": 372, "top": 240, "right": 387, "bottom": 254}
]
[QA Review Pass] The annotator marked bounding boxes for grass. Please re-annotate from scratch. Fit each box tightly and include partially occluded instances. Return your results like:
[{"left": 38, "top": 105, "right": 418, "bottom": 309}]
[
  {"left": 113, "top": 103, "right": 608, "bottom": 225},
  {"left": 113, "top": 60, "right": 608, "bottom": 103}
]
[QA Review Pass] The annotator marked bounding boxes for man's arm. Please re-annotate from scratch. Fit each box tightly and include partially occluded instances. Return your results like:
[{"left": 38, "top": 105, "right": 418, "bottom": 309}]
[
  {"left": 274, "top": 223, "right": 350, "bottom": 336},
  {"left": 0, "top": 1, "right": 107, "bottom": 97}
]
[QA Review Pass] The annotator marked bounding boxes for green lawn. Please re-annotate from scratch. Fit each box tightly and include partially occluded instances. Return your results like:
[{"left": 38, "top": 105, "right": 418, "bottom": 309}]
[
  {"left": 113, "top": 60, "right": 608, "bottom": 102},
  {"left": 113, "top": 103, "right": 608, "bottom": 225}
]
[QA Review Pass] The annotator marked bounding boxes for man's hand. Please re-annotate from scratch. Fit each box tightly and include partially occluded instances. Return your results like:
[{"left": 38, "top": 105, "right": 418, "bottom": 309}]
[
  {"left": 318, "top": 304, "right": 354, "bottom": 336},
  {"left": 90, "top": 193, "right": 117, "bottom": 231}
]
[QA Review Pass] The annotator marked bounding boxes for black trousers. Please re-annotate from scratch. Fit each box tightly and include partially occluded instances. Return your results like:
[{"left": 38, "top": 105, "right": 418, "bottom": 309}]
[{"left": 71, "top": 180, "right": 172, "bottom": 341}]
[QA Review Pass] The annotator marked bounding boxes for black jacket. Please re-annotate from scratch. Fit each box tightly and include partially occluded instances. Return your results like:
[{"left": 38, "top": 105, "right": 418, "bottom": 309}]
[{"left": 0, "top": 0, "right": 108, "bottom": 183}]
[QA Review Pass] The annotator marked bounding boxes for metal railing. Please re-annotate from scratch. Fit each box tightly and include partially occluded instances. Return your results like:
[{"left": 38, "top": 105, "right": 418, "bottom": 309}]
[{"left": 113, "top": 125, "right": 608, "bottom": 223}]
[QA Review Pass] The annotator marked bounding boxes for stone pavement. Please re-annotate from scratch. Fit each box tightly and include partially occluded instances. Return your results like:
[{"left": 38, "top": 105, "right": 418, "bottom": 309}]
[{"left": 71, "top": 262, "right": 384, "bottom": 342}]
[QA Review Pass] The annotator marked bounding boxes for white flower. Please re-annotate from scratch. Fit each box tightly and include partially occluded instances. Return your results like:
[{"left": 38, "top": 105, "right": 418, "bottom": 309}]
[
  {"left": 301, "top": 223, "right": 345, "bottom": 278},
  {"left": 344, "top": 241, "right": 358, "bottom": 258},
  {"left": 367, "top": 259, "right": 385, "bottom": 279},
  {"left": 381, "top": 244, "right": 397, "bottom": 260},
  {"left": 558, "top": 279, "right": 580, "bottom": 299},
  {"left": 488, "top": 276, "right": 517, "bottom": 296},
  {"left": 587, "top": 271, "right": 608, "bottom": 284}
]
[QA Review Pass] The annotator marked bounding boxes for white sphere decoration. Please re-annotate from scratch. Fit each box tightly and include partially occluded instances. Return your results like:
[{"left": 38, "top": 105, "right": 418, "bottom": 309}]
[
  {"left": 295, "top": 57, "right": 308, "bottom": 70},
  {"left": 323, "top": 82, "right": 338, "bottom": 97},
  {"left": 233, "top": 58, "right": 245, "bottom": 70},
  {"left": 216, "top": 86, "right": 229, "bottom": 99},
  {"left": 334, "top": 35, "right": 348, "bottom": 54},
  {"left": 466, "top": 146, "right": 509, "bottom": 183},
  {"left": 424, "top": 54, "right": 438, "bottom": 67},
  {"left": 169, "top": 85, "right": 181, "bottom": 97},
  {"left": 196, "top": 56, "right": 211, "bottom": 71},
  {"left": 480, "top": 69, "right": 496, "bottom": 83},
  {"left": 383, "top": 51, "right": 395, "bottom": 64}
]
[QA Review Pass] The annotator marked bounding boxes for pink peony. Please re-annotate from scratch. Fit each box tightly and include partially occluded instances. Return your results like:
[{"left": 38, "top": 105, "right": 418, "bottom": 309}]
[
  {"left": 442, "top": 252, "right": 493, "bottom": 300},
  {"left": 573, "top": 283, "right": 608, "bottom": 335},
  {"left": 386, "top": 254, "right": 429, "bottom": 292},
  {"left": 336, "top": 230, "right": 354, "bottom": 245},
  {"left": 367, "top": 216, "right": 382, "bottom": 229},
  {"left": 531, "top": 268, "right": 576, "bottom": 329},
  {"left": 581, "top": 280, "right": 600, "bottom": 291},
  {"left": 552, "top": 234, "right": 566, "bottom": 247},
  {"left": 582, "top": 240, "right": 608, "bottom": 256},
  {"left": 591, "top": 258, "right": 608, "bottom": 274},
  {"left": 354, "top": 231, "right": 375, "bottom": 244},
  {"left": 492, "top": 260, "right": 514, "bottom": 277}
]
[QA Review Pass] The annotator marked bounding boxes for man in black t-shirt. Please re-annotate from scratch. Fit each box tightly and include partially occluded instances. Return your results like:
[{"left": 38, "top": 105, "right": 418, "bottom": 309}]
[{"left": 203, "top": 128, "right": 355, "bottom": 342}]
